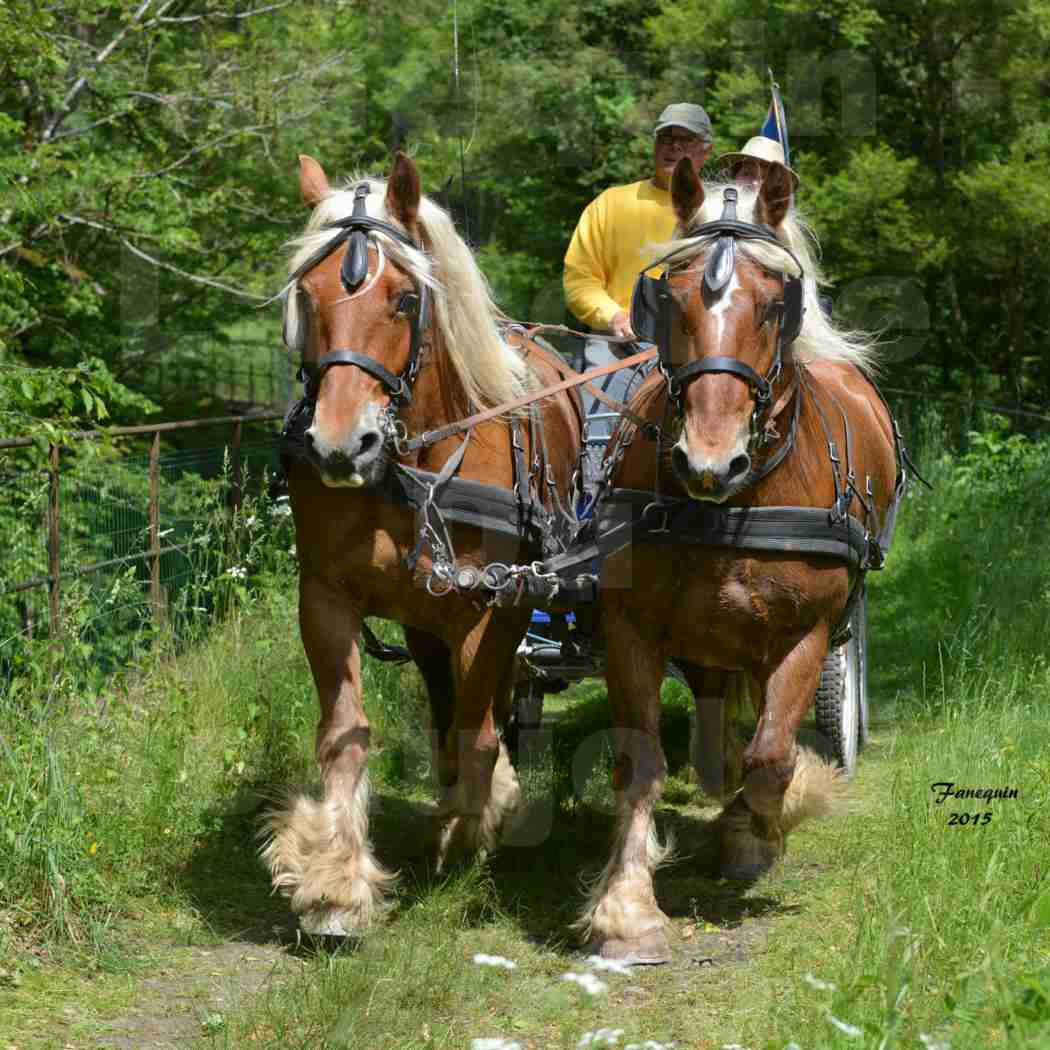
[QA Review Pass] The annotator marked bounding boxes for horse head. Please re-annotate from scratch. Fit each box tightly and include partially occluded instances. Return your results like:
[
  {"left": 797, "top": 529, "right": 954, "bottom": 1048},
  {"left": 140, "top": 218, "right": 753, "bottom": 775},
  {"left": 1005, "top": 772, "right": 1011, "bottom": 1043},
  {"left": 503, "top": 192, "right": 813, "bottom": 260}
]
[
  {"left": 661, "top": 158, "right": 800, "bottom": 503},
  {"left": 285, "top": 152, "right": 429, "bottom": 488}
]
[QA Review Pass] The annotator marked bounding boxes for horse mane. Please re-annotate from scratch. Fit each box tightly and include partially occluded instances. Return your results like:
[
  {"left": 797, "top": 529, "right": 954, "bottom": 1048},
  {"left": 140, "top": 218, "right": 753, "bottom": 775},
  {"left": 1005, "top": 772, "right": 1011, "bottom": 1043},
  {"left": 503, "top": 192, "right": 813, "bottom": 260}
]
[
  {"left": 656, "top": 181, "right": 878, "bottom": 373},
  {"left": 282, "top": 175, "right": 531, "bottom": 410}
]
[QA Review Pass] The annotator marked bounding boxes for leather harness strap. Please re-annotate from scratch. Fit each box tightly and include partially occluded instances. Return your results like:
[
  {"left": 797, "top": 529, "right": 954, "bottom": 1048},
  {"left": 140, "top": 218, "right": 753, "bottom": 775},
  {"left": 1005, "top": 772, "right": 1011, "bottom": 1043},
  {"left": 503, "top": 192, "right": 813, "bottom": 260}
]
[{"left": 396, "top": 346, "right": 658, "bottom": 453}]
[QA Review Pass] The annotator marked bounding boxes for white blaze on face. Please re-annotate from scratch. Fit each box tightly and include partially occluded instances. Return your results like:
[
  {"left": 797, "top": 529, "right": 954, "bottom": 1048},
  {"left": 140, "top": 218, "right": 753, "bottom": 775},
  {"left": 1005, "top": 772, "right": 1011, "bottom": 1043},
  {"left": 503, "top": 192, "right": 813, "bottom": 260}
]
[
  {"left": 707, "top": 265, "right": 739, "bottom": 349},
  {"left": 672, "top": 266, "right": 751, "bottom": 501}
]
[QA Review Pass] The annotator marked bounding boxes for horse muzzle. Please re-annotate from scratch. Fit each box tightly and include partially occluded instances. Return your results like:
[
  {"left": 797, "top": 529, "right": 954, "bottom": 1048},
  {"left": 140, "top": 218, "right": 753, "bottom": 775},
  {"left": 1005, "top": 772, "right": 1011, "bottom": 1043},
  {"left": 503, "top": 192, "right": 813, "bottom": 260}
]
[
  {"left": 304, "top": 421, "right": 388, "bottom": 488},
  {"left": 671, "top": 441, "right": 751, "bottom": 503}
]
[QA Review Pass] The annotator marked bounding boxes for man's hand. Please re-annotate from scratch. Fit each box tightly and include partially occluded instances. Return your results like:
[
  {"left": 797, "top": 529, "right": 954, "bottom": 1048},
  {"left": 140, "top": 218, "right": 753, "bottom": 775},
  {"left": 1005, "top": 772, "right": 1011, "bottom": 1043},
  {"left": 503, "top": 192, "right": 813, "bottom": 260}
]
[{"left": 610, "top": 310, "right": 636, "bottom": 340}]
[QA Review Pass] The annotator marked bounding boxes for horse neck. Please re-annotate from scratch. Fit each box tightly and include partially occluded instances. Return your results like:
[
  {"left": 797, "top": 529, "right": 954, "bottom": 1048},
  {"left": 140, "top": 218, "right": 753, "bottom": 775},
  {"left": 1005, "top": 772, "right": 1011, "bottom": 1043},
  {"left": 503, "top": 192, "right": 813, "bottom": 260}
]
[
  {"left": 399, "top": 325, "right": 474, "bottom": 468},
  {"left": 750, "top": 362, "right": 838, "bottom": 507}
]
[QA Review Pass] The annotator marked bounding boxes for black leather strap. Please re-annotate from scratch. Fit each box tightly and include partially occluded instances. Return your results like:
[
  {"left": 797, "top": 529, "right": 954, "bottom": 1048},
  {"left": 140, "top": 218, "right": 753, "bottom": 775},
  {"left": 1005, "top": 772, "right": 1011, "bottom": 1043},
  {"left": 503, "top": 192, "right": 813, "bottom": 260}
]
[
  {"left": 288, "top": 185, "right": 431, "bottom": 408},
  {"left": 300, "top": 349, "right": 409, "bottom": 402},
  {"left": 670, "top": 355, "right": 774, "bottom": 402}
]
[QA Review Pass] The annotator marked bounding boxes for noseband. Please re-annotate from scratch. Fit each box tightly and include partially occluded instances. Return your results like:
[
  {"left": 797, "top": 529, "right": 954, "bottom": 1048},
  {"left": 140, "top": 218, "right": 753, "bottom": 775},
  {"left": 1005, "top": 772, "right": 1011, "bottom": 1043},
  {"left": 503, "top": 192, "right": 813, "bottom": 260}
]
[
  {"left": 283, "top": 182, "right": 431, "bottom": 407},
  {"left": 630, "top": 187, "right": 805, "bottom": 429}
]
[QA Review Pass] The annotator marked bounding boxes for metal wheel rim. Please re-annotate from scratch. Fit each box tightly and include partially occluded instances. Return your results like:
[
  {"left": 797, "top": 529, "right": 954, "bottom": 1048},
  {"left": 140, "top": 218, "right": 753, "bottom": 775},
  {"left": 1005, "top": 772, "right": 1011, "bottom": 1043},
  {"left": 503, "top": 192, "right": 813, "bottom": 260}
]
[{"left": 840, "top": 644, "right": 859, "bottom": 776}]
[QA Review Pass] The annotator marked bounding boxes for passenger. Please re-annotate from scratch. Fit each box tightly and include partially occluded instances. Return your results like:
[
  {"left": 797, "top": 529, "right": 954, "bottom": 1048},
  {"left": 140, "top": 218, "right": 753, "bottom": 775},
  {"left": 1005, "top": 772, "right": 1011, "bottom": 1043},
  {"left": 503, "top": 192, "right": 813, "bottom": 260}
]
[{"left": 715, "top": 135, "right": 800, "bottom": 196}]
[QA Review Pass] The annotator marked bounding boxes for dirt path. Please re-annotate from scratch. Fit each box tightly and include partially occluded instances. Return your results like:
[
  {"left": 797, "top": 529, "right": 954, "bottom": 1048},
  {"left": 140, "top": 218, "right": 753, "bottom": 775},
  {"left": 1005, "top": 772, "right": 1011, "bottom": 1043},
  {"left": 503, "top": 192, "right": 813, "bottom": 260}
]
[
  {"left": 1, "top": 909, "right": 301, "bottom": 1050},
  {"left": 91, "top": 939, "right": 298, "bottom": 1048}
]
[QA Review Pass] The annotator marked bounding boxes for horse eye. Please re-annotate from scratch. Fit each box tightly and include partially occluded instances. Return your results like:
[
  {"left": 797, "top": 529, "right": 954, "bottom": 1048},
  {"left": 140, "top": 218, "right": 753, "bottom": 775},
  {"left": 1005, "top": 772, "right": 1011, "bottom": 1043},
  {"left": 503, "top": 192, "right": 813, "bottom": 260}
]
[{"left": 395, "top": 291, "right": 417, "bottom": 317}]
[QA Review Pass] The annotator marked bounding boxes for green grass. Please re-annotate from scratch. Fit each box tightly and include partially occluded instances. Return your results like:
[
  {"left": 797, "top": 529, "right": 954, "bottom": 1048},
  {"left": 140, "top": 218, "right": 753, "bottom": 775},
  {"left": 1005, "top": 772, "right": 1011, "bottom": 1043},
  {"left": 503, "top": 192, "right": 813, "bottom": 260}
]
[{"left": 3, "top": 423, "right": 1050, "bottom": 1048}]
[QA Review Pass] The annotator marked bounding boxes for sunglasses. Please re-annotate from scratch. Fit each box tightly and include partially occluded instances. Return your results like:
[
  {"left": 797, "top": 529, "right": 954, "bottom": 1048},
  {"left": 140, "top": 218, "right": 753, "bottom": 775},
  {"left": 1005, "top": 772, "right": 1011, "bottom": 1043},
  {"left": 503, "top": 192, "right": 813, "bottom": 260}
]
[{"left": 655, "top": 130, "right": 705, "bottom": 147}]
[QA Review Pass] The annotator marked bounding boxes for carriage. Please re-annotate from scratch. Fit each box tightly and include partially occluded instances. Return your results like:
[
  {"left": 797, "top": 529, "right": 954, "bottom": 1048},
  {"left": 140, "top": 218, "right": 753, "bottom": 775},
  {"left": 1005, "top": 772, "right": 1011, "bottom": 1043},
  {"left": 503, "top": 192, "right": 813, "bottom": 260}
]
[{"left": 267, "top": 150, "right": 906, "bottom": 959}]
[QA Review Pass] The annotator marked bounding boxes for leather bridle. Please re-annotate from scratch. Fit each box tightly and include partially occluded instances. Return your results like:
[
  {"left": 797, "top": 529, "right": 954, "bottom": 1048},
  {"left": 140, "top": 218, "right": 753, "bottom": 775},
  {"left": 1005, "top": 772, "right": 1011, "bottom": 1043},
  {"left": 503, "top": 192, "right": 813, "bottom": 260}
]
[
  {"left": 630, "top": 188, "right": 805, "bottom": 434},
  {"left": 283, "top": 181, "right": 431, "bottom": 408}
]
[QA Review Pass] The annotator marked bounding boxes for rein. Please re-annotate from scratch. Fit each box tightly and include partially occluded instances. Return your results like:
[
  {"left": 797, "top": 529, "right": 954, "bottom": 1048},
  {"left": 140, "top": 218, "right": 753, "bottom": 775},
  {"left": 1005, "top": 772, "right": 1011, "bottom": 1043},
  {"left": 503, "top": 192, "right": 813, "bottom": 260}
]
[{"left": 395, "top": 344, "right": 659, "bottom": 454}]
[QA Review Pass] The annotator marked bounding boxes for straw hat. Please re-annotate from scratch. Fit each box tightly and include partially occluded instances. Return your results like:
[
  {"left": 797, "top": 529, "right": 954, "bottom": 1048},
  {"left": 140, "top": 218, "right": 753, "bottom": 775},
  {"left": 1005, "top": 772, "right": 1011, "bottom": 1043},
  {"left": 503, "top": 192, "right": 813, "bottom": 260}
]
[{"left": 714, "top": 136, "right": 800, "bottom": 191}]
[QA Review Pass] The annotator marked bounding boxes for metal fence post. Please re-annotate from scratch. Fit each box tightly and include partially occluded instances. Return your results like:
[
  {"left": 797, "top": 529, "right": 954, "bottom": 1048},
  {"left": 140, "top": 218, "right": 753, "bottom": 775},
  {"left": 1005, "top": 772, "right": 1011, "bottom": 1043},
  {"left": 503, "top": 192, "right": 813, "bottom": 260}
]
[
  {"left": 149, "top": 431, "right": 165, "bottom": 626},
  {"left": 47, "top": 443, "right": 61, "bottom": 635},
  {"left": 231, "top": 418, "right": 243, "bottom": 511}
]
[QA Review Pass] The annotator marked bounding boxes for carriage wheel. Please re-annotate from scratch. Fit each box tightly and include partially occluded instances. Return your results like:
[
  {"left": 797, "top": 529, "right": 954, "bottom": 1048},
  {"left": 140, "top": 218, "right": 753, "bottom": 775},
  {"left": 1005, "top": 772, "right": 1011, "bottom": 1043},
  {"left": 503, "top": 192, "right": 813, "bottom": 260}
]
[
  {"left": 855, "top": 588, "right": 870, "bottom": 748},
  {"left": 814, "top": 634, "right": 860, "bottom": 778}
]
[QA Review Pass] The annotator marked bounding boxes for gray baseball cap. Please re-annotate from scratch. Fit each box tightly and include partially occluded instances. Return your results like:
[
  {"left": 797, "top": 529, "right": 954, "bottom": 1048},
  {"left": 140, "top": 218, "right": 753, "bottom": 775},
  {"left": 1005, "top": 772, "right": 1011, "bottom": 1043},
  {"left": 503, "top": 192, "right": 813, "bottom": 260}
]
[{"left": 653, "top": 103, "right": 712, "bottom": 141}]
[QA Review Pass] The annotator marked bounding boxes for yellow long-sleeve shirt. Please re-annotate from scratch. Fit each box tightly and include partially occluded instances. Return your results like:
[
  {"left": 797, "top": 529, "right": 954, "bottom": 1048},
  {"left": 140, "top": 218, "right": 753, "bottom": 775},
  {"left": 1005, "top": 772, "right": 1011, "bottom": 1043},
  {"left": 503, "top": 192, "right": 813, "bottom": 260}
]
[{"left": 563, "top": 179, "right": 677, "bottom": 331}]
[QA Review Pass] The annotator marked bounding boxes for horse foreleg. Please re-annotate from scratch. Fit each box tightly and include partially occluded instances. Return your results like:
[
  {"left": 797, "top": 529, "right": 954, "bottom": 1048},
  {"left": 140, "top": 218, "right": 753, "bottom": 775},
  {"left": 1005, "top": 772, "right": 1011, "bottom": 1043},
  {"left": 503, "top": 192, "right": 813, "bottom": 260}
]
[
  {"left": 716, "top": 628, "right": 845, "bottom": 879},
  {"left": 260, "top": 575, "right": 394, "bottom": 936},
  {"left": 577, "top": 619, "right": 671, "bottom": 964},
  {"left": 433, "top": 611, "right": 523, "bottom": 869}
]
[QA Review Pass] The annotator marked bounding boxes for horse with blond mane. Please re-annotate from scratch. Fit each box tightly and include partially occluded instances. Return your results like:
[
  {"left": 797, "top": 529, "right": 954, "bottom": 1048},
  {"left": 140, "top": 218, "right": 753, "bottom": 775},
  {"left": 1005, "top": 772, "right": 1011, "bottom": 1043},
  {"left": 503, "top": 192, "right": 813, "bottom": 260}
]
[
  {"left": 262, "top": 152, "right": 583, "bottom": 936},
  {"left": 578, "top": 160, "right": 903, "bottom": 963}
]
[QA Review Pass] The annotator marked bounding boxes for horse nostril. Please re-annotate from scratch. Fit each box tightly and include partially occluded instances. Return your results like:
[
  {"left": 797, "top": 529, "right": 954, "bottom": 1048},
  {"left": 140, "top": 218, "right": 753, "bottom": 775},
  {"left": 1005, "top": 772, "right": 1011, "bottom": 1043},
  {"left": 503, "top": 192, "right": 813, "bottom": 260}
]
[
  {"left": 728, "top": 453, "right": 751, "bottom": 481},
  {"left": 671, "top": 445, "right": 691, "bottom": 480},
  {"left": 357, "top": 431, "right": 381, "bottom": 458}
]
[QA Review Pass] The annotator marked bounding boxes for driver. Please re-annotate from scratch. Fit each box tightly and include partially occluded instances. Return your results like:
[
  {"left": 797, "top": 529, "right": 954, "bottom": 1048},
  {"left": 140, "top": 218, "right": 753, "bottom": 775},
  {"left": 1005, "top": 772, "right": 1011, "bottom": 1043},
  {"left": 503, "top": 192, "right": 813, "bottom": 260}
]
[{"left": 563, "top": 102, "right": 714, "bottom": 484}]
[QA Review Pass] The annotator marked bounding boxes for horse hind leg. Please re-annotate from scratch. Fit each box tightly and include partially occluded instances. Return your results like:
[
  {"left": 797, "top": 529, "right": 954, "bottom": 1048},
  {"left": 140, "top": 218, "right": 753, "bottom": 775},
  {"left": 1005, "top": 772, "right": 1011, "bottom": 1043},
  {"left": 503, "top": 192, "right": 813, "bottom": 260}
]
[
  {"left": 260, "top": 578, "right": 395, "bottom": 936},
  {"left": 432, "top": 613, "right": 523, "bottom": 869},
  {"left": 681, "top": 665, "right": 750, "bottom": 801}
]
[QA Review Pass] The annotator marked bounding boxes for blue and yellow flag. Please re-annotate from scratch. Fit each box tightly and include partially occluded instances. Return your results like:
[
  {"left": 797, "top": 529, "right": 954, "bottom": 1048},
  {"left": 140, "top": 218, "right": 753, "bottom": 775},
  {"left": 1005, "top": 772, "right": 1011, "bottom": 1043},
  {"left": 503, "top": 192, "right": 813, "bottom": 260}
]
[{"left": 758, "top": 70, "right": 790, "bottom": 166}]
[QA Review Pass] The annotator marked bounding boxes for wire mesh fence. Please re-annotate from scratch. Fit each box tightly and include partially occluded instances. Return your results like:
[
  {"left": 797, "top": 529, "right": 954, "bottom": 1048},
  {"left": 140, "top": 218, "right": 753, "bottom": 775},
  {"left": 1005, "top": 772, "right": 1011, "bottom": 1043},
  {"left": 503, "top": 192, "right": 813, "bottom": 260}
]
[{"left": 1, "top": 414, "right": 286, "bottom": 673}]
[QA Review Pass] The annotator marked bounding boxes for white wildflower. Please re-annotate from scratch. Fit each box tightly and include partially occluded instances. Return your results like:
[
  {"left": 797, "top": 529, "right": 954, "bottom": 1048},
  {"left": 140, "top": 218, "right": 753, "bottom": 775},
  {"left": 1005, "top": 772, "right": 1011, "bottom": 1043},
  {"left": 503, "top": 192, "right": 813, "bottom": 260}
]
[
  {"left": 578, "top": 1030, "right": 625, "bottom": 1048},
  {"left": 625, "top": 1042, "right": 676, "bottom": 1050},
  {"left": 472, "top": 953, "right": 517, "bottom": 970},
  {"left": 562, "top": 972, "right": 608, "bottom": 996},
  {"left": 804, "top": 973, "right": 837, "bottom": 991},
  {"left": 785, "top": 1044, "right": 802, "bottom": 1050},
  {"left": 244, "top": 515, "right": 258, "bottom": 527},
  {"left": 826, "top": 1014, "right": 863, "bottom": 1037},
  {"left": 273, "top": 501, "right": 292, "bottom": 517},
  {"left": 585, "top": 955, "right": 633, "bottom": 975},
  {"left": 225, "top": 566, "right": 247, "bottom": 579},
  {"left": 919, "top": 1036, "right": 950, "bottom": 1050},
  {"left": 471, "top": 1040, "right": 522, "bottom": 1050},
  {"left": 721, "top": 1044, "right": 751, "bottom": 1050}
]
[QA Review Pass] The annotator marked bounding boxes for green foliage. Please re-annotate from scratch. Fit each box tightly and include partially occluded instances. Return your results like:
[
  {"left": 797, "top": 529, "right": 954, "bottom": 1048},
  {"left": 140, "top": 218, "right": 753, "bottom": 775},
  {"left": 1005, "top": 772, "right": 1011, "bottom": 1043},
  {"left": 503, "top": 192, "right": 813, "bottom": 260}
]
[
  {"left": 0, "top": 475, "right": 302, "bottom": 948},
  {"left": 870, "top": 421, "right": 1050, "bottom": 706},
  {"left": 3, "top": 0, "right": 1049, "bottom": 418}
]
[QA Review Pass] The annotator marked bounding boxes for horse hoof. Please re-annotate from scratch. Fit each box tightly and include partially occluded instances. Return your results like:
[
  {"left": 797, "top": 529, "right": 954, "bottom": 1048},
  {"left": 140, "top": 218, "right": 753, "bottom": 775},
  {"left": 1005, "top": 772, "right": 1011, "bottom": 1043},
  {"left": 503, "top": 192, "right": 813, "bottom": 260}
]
[
  {"left": 593, "top": 929, "right": 671, "bottom": 966},
  {"left": 299, "top": 908, "right": 359, "bottom": 938}
]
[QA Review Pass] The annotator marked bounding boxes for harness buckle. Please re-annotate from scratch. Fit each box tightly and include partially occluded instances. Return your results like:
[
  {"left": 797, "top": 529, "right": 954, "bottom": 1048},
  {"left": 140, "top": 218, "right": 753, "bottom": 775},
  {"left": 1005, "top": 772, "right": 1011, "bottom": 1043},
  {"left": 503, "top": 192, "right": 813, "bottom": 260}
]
[
  {"left": 391, "top": 418, "right": 410, "bottom": 456},
  {"left": 426, "top": 569, "right": 455, "bottom": 597},
  {"left": 641, "top": 501, "right": 673, "bottom": 535}
]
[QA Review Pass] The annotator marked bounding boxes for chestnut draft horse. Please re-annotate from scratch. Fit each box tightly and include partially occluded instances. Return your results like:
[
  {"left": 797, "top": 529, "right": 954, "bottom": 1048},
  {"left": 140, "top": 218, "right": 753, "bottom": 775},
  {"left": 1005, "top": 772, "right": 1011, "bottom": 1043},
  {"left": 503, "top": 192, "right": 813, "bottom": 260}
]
[
  {"left": 262, "top": 153, "right": 583, "bottom": 936},
  {"left": 580, "top": 161, "right": 902, "bottom": 963}
]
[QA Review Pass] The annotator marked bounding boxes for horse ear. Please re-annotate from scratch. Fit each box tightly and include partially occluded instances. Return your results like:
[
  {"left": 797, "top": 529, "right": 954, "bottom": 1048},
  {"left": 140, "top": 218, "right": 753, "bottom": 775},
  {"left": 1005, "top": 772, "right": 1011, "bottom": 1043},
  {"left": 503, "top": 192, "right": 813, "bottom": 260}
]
[
  {"left": 298, "top": 155, "right": 330, "bottom": 209},
  {"left": 755, "top": 163, "right": 793, "bottom": 229},
  {"left": 671, "top": 157, "right": 704, "bottom": 227},
  {"left": 385, "top": 151, "right": 421, "bottom": 229}
]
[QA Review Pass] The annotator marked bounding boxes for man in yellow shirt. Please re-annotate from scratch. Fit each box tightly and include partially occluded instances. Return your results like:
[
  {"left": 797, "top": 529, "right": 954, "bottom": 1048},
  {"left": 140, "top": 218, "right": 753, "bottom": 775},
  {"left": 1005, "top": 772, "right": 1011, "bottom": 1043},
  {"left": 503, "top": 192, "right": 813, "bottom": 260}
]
[{"left": 563, "top": 103, "right": 713, "bottom": 483}]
